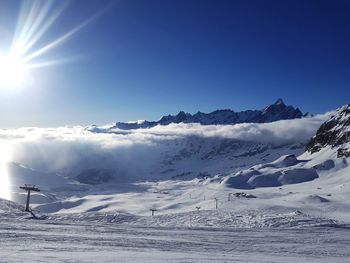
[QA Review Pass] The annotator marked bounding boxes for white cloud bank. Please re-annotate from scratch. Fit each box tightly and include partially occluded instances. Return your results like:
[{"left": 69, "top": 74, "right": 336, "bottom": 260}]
[{"left": 0, "top": 114, "right": 330, "bottom": 178}]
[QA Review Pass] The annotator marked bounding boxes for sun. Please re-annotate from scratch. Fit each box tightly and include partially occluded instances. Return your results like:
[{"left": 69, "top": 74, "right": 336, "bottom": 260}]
[
  {"left": 0, "top": 1, "right": 109, "bottom": 91},
  {"left": 0, "top": 53, "right": 27, "bottom": 89}
]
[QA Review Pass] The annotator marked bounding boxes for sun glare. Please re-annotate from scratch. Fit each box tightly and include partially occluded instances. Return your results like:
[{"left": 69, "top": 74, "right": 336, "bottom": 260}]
[
  {"left": 0, "top": 1, "right": 110, "bottom": 91},
  {"left": 0, "top": 54, "right": 27, "bottom": 89}
]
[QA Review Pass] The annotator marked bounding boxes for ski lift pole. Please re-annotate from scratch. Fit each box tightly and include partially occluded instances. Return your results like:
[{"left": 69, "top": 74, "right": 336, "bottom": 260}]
[{"left": 19, "top": 184, "right": 40, "bottom": 212}]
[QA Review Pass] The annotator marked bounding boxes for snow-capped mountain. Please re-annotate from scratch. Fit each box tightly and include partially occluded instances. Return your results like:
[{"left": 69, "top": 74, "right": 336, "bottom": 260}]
[
  {"left": 306, "top": 104, "right": 350, "bottom": 157},
  {"left": 109, "top": 99, "right": 304, "bottom": 130}
]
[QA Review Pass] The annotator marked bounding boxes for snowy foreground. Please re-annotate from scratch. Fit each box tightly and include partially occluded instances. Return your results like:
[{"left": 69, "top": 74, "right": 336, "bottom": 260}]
[
  {"left": 2, "top": 149, "right": 350, "bottom": 263},
  {"left": 1, "top": 217, "right": 349, "bottom": 263},
  {"left": 1, "top": 147, "right": 350, "bottom": 262},
  {"left": 2, "top": 181, "right": 350, "bottom": 263}
]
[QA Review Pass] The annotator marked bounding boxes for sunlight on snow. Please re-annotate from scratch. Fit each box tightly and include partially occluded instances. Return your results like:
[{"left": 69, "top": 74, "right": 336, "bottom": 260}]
[{"left": 0, "top": 141, "right": 12, "bottom": 200}]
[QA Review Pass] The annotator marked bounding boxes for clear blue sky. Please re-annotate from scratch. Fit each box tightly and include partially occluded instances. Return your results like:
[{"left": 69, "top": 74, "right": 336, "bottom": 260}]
[{"left": 0, "top": 0, "right": 350, "bottom": 127}]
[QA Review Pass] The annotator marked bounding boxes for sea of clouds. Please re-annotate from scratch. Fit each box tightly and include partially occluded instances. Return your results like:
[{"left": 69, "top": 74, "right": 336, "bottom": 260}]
[{"left": 0, "top": 113, "right": 329, "bottom": 179}]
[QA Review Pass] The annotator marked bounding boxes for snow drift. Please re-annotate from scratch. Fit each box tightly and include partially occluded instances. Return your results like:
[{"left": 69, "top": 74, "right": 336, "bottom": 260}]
[{"left": 223, "top": 155, "right": 319, "bottom": 189}]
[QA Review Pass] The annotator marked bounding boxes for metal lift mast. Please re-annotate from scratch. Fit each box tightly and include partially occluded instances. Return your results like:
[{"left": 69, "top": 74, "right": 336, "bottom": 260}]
[{"left": 19, "top": 184, "right": 40, "bottom": 212}]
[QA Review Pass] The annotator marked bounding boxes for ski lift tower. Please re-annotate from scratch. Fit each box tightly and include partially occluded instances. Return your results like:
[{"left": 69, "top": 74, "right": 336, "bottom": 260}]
[{"left": 19, "top": 184, "right": 40, "bottom": 212}]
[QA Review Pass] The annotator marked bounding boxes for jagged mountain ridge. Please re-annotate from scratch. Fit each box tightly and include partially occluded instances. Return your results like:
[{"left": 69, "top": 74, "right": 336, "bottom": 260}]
[
  {"left": 111, "top": 99, "right": 304, "bottom": 130},
  {"left": 306, "top": 104, "right": 350, "bottom": 157}
]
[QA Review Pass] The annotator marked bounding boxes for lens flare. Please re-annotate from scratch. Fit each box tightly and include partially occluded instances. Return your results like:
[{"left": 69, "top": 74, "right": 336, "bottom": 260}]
[
  {"left": 0, "top": 0, "right": 112, "bottom": 89},
  {"left": 0, "top": 0, "right": 112, "bottom": 196}
]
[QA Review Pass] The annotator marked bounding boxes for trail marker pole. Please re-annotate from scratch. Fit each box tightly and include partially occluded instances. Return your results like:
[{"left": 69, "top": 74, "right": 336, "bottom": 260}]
[
  {"left": 214, "top": 198, "right": 218, "bottom": 209},
  {"left": 19, "top": 184, "right": 40, "bottom": 212},
  {"left": 150, "top": 208, "right": 157, "bottom": 216}
]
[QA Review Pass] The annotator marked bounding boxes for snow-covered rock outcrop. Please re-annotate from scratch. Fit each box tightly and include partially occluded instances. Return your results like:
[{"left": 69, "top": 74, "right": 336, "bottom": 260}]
[
  {"left": 223, "top": 155, "right": 318, "bottom": 189},
  {"left": 306, "top": 104, "right": 350, "bottom": 157},
  {"left": 224, "top": 104, "right": 350, "bottom": 189}
]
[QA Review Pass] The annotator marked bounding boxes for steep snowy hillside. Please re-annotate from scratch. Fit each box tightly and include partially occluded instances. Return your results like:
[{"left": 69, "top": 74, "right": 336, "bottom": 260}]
[
  {"left": 306, "top": 104, "right": 350, "bottom": 157},
  {"left": 224, "top": 104, "right": 350, "bottom": 190},
  {"left": 99, "top": 99, "right": 305, "bottom": 130}
]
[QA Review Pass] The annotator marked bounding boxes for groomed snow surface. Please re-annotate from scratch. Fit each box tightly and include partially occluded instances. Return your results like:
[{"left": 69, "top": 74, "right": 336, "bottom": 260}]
[{"left": 1, "top": 218, "right": 349, "bottom": 263}]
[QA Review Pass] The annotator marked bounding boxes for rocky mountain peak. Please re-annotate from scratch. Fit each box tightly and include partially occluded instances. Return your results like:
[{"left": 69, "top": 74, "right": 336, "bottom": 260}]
[
  {"left": 306, "top": 104, "right": 350, "bottom": 157},
  {"left": 274, "top": 98, "right": 285, "bottom": 106},
  {"left": 111, "top": 99, "right": 304, "bottom": 130},
  {"left": 260, "top": 99, "right": 302, "bottom": 123}
]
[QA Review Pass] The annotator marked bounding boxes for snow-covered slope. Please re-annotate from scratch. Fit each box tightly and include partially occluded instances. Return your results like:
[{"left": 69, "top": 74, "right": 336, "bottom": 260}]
[
  {"left": 2, "top": 104, "right": 350, "bottom": 228},
  {"left": 0, "top": 162, "right": 76, "bottom": 207},
  {"left": 223, "top": 105, "right": 350, "bottom": 189},
  {"left": 97, "top": 99, "right": 305, "bottom": 130},
  {"left": 194, "top": 104, "right": 349, "bottom": 222},
  {"left": 0, "top": 197, "right": 26, "bottom": 218},
  {"left": 2, "top": 136, "right": 306, "bottom": 212},
  {"left": 1, "top": 214, "right": 348, "bottom": 263}
]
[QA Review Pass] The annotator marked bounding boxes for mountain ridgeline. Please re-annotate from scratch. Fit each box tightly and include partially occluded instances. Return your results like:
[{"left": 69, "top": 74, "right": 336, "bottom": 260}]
[
  {"left": 112, "top": 99, "right": 305, "bottom": 130},
  {"left": 306, "top": 104, "right": 350, "bottom": 157}
]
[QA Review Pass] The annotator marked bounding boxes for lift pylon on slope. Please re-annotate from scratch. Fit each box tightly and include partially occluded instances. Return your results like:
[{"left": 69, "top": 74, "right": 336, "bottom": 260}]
[{"left": 19, "top": 184, "right": 40, "bottom": 212}]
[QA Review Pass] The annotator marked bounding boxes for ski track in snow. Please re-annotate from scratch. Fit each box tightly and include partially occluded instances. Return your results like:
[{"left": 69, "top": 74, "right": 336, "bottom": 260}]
[{"left": 0, "top": 218, "right": 349, "bottom": 263}]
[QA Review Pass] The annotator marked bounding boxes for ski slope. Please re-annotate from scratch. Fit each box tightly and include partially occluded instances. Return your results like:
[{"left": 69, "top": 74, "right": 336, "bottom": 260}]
[{"left": 0, "top": 215, "right": 349, "bottom": 263}]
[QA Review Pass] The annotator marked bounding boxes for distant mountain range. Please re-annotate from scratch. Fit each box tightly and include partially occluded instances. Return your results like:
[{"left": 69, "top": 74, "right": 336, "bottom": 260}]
[{"left": 109, "top": 99, "right": 307, "bottom": 130}]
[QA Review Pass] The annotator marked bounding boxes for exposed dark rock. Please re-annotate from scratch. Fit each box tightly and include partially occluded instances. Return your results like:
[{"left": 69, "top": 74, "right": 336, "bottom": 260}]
[
  {"left": 306, "top": 105, "right": 350, "bottom": 155},
  {"left": 337, "top": 148, "right": 350, "bottom": 158},
  {"left": 109, "top": 99, "right": 304, "bottom": 130},
  {"left": 306, "top": 195, "right": 330, "bottom": 203},
  {"left": 232, "top": 192, "right": 257, "bottom": 198}
]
